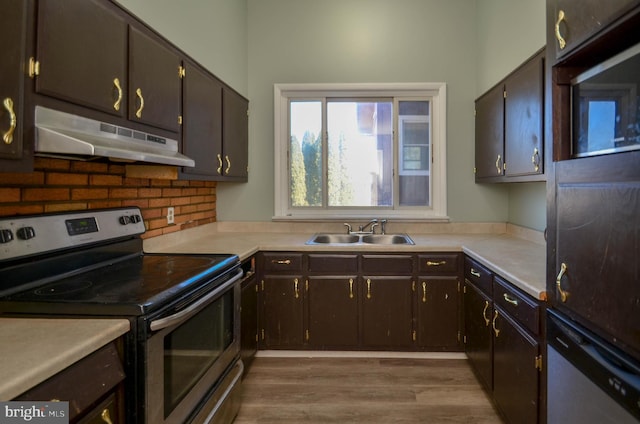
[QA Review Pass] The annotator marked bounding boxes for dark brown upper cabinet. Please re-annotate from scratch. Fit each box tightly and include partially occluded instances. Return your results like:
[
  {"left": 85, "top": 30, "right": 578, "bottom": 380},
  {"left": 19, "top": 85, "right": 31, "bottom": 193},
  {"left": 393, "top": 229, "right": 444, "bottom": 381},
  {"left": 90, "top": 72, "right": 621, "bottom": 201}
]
[
  {"left": 35, "top": 0, "right": 127, "bottom": 117},
  {"left": 475, "top": 48, "right": 545, "bottom": 183},
  {"left": 221, "top": 87, "right": 249, "bottom": 181},
  {"left": 180, "top": 61, "right": 223, "bottom": 179},
  {"left": 128, "top": 26, "right": 181, "bottom": 133},
  {"left": 0, "top": 0, "right": 33, "bottom": 172},
  {"left": 550, "top": 0, "right": 640, "bottom": 63}
]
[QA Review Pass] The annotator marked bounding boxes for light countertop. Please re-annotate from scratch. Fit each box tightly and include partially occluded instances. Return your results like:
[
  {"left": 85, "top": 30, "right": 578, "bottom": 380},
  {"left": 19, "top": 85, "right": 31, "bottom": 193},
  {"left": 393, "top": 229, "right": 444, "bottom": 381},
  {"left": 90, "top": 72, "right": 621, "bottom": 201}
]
[
  {"left": 144, "top": 224, "right": 547, "bottom": 300},
  {"left": 0, "top": 318, "right": 130, "bottom": 401}
]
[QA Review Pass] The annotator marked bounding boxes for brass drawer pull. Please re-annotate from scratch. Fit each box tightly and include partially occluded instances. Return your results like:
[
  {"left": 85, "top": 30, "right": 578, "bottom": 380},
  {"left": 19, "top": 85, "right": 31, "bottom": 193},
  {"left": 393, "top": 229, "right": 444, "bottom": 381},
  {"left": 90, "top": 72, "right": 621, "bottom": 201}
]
[
  {"left": 113, "top": 78, "right": 123, "bottom": 111},
  {"left": 2, "top": 98, "right": 16, "bottom": 145},
  {"left": 482, "top": 300, "right": 490, "bottom": 326},
  {"left": 492, "top": 310, "right": 500, "bottom": 337},
  {"left": 272, "top": 259, "right": 291, "bottom": 265},
  {"left": 556, "top": 262, "right": 570, "bottom": 302},
  {"left": 135, "top": 88, "right": 144, "bottom": 118},
  {"left": 225, "top": 155, "right": 231, "bottom": 174},
  {"left": 531, "top": 147, "right": 540, "bottom": 172},
  {"left": 495, "top": 154, "right": 502, "bottom": 175},
  {"left": 349, "top": 278, "right": 354, "bottom": 299},
  {"left": 101, "top": 408, "right": 113, "bottom": 424},
  {"left": 294, "top": 278, "right": 299, "bottom": 299},
  {"left": 366, "top": 278, "right": 372, "bottom": 299},
  {"left": 426, "top": 260, "right": 446, "bottom": 266},
  {"left": 422, "top": 281, "right": 427, "bottom": 303},
  {"left": 470, "top": 268, "right": 481, "bottom": 278},
  {"left": 555, "top": 10, "right": 567, "bottom": 50},
  {"left": 503, "top": 293, "right": 519, "bottom": 306}
]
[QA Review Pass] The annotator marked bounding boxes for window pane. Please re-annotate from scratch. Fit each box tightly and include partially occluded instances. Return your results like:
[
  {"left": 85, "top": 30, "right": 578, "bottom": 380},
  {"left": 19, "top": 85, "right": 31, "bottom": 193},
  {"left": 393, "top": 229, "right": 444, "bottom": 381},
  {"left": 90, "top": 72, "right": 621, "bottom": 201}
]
[
  {"left": 399, "top": 100, "right": 430, "bottom": 206},
  {"left": 290, "top": 101, "right": 322, "bottom": 207},
  {"left": 327, "top": 101, "right": 393, "bottom": 207}
]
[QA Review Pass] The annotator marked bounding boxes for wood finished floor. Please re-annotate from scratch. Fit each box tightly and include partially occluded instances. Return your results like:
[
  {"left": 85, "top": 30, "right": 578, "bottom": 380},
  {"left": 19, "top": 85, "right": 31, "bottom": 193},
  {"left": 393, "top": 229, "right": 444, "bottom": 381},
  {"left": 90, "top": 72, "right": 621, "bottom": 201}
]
[{"left": 234, "top": 354, "right": 503, "bottom": 423}]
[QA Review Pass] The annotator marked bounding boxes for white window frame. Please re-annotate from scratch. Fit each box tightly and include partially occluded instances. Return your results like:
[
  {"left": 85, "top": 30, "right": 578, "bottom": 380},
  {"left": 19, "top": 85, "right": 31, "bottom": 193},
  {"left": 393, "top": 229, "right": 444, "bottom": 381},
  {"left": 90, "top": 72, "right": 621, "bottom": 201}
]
[{"left": 274, "top": 83, "right": 448, "bottom": 220}]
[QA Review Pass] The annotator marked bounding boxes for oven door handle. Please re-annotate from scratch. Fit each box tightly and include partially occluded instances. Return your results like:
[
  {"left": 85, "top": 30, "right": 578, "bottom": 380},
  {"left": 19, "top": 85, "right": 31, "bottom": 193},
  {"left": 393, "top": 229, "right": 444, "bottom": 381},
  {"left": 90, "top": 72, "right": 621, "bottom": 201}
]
[{"left": 149, "top": 268, "right": 243, "bottom": 332}]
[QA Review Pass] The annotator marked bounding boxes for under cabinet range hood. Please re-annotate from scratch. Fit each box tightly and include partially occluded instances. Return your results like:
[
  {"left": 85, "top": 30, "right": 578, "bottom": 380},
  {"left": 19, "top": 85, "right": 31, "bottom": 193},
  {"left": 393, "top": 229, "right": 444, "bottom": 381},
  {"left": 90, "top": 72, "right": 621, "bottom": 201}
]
[{"left": 34, "top": 106, "right": 195, "bottom": 167}]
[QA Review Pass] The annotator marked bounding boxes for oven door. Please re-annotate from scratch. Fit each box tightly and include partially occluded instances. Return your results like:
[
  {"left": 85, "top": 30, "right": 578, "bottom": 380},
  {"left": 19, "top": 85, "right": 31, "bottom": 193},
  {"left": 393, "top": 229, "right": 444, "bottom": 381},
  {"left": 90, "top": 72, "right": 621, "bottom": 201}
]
[{"left": 145, "top": 268, "right": 243, "bottom": 424}]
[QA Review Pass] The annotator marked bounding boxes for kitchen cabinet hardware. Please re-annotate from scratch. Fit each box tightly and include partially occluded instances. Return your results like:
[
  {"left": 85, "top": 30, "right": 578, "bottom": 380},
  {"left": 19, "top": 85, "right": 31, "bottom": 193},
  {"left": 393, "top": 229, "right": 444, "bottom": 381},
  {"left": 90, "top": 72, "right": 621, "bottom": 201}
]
[
  {"left": 531, "top": 147, "right": 540, "bottom": 172},
  {"left": 482, "top": 300, "right": 491, "bottom": 326},
  {"left": 217, "top": 154, "right": 223, "bottom": 174},
  {"left": 294, "top": 278, "right": 299, "bottom": 298},
  {"left": 101, "top": 408, "right": 113, "bottom": 424},
  {"left": 349, "top": 278, "right": 354, "bottom": 299},
  {"left": 422, "top": 281, "right": 427, "bottom": 303},
  {"left": 503, "top": 293, "right": 519, "bottom": 306},
  {"left": 535, "top": 354, "right": 543, "bottom": 372},
  {"left": 555, "top": 262, "right": 570, "bottom": 302},
  {"left": 366, "top": 278, "right": 372, "bottom": 299},
  {"left": 470, "top": 268, "right": 481, "bottom": 278},
  {"left": 112, "top": 78, "right": 122, "bottom": 111},
  {"left": 492, "top": 310, "right": 500, "bottom": 337},
  {"left": 28, "top": 57, "right": 40, "bottom": 78},
  {"left": 495, "top": 154, "right": 502, "bottom": 175},
  {"left": 178, "top": 65, "right": 186, "bottom": 78},
  {"left": 273, "top": 259, "right": 291, "bottom": 265},
  {"left": 426, "top": 260, "right": 446, "bottom": 266},
  {"left": 135, "top": 88, "right": 144, "bottom": 118},
  {"left": 225, "top": 154, "right": 231, "bottom": 174},
  {"left": 554, "top": 10, "right": 567, "bottom": 49},
  {"left": 3, "top": 98, "right": 16, "bottom": 144}
]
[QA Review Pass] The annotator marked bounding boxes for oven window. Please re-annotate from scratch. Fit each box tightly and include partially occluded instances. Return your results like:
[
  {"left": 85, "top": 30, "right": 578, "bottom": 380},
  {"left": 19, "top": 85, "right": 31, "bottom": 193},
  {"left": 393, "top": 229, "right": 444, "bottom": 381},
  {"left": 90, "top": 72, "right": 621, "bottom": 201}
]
[{"left": 163, "top": 291, "right": 233, "bottom": 417}]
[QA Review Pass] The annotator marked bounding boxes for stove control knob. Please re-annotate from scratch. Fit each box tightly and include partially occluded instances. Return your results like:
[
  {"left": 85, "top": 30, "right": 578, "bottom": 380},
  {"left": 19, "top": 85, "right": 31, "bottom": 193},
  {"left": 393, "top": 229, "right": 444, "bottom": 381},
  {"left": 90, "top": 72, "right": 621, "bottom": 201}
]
[
  {"left": 0, "top": 229, "right": 14, "bottom": 243},
  {"left": 119, "top": 215, "right": 131, "bottom": 225},
  {"left": 131, "top": 214, "right": 142, "bottom": 223},
  {"left": 16, "top": 226, "right": 36, "bottom": 240}
]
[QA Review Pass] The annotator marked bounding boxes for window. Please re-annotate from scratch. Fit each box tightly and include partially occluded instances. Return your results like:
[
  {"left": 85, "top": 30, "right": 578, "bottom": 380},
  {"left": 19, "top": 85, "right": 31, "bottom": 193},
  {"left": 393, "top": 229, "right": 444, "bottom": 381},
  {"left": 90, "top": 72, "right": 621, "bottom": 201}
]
[{"left": 274, "top": 83, "right": 447, "bottom": 220}]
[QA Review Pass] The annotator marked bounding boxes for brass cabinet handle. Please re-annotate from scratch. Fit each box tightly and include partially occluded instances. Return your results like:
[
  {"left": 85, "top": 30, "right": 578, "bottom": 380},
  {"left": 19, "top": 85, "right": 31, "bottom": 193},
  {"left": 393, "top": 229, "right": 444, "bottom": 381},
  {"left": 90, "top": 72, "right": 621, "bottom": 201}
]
[
  {"left": 272, "top": 259, "right": 291, "bottom": 265},
  {"left": 555, "top": 10, "right": 567, "bottom": 50},
  {"left": 366, "top": 278, "right": 372, "bottom": 299},
  {"left": 113, "top": 78, "right": 123, "bottom": 111},
  {"left": 217, "top": 154, "right": 223, "bottom": 174},
  {"left": 426, "top": 260, "right": 446, "bottom": 267},
  {"left": 225, "top": 155, "right": 231, "bottom": 174},
  {"left": 482, "top": 300, "right": 490, "bottom": 326},
  {"left": 349, "top": 278, "right": 354, "bottom": 299},
  {"left": 492, "top": 310, "right": 500, "bottom": 337},
  {"left": 135, "top": 88, "right": 144, "bottom": 118},
  {"left": 2, "top": 98, "right": 16, "bottom": 145},
  {"left": 294, "top": 278, "right": 299, "bottom": 299},
  {"left": 503, "top": 293, "right": 519, "bottom": 306},
  {"left": 470, "top": 268, "right": 481, "bottom": 278},
  {"left": 101, "top": 409, "right": 113, "bottom": 424},
  {"left": 556, "top": 262, "right": 570, "bottom": 302},
  {"left": 495, "top": 154, "right": 502, "bottom": 175},
  {"left": 531, "top": 147, "right": 540, "bottom": 172},
  {"left": 422, "top": 281, "right": 427, "bottom": 303}
]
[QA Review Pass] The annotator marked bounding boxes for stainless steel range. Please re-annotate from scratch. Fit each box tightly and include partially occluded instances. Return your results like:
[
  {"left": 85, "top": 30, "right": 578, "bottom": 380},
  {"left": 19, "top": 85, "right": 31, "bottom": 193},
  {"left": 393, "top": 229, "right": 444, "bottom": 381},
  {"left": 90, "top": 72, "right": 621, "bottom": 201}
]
[{"left": 0, "top": 207, "right": 243, "bottom": 424}]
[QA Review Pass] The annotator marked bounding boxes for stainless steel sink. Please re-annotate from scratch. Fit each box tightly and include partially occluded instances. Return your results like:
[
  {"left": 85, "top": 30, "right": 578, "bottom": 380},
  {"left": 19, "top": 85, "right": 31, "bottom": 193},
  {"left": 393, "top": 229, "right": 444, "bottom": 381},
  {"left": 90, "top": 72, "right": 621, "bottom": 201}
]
[
  {"left": 361, "top": 234, "right": 414, "bottom": 245},
  {"left": 305, "top": 233, "right": 414, "bottom": 245}
]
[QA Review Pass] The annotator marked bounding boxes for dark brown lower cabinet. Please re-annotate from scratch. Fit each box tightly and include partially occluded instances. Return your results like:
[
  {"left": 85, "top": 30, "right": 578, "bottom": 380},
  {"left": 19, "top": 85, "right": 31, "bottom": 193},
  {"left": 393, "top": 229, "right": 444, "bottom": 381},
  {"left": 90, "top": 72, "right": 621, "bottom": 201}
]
[
  {"left": 464, "top": 280, "right": 493, "bottom": 391},
  {"left": 240, "top": 258, "right": 258, "bottom": 374},
  {"left": 307, "top": 276, "right": 358, "bottom": 348},
  {"left": 416, "top": 276, "right": 462, "bottom": 350},
  {"left": 261, "top": 275, "right": 304, "bottom": 348},
  {"left": 361, "top": 276, "right": 414, "bottom": 348},
  {"left": 493, "top": 306, "right": 540, "bottom": 424}
]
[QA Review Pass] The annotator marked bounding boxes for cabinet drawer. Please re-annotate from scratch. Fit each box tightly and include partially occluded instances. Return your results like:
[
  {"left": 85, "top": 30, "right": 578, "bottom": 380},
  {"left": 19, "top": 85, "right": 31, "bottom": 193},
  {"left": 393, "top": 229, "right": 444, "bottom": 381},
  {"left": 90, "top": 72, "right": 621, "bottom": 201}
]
[
  {"left": 493, "top": 276, "right": 540, "bottom": 335},
  {"left": 418, "top": 253, "right": 460, "bottom": 274},
  {"left": 308, "top": 254, "right": 358, "bottom": 274},
  {"left": 464, "top": 257, "right": 492, "bottom": 296},
  {"left": 361, "top": 254, "right": 414, "bottom": 274},
  {"left": 261, "top": 252, "right": 303, "bottom": 273}
]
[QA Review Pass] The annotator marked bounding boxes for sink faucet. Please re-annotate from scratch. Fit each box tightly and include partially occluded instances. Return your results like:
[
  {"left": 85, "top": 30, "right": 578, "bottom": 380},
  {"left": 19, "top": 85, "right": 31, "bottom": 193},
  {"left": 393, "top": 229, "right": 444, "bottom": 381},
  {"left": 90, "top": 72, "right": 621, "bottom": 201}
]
[
  {"left": 379, "top": 219, "right": 387, "bottom": 234},
  {"left": 358, "top": 219, "right": 378, "bottom": 234}
]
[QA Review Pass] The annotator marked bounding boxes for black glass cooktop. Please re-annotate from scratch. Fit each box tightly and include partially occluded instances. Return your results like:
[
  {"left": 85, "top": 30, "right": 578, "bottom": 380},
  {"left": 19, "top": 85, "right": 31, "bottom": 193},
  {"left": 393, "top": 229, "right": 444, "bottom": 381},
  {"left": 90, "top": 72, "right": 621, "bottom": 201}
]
[{"left": 0, "top": 253, "right": 239, "bottom": 316}]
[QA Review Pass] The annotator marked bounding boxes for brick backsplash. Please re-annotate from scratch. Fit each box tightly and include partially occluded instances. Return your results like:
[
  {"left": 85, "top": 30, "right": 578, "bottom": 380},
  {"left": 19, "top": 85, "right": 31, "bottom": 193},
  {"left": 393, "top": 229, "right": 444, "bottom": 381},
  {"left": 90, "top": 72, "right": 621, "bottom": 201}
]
[{"left": 0, "top": 158, "right": 216, "bottom": 238}]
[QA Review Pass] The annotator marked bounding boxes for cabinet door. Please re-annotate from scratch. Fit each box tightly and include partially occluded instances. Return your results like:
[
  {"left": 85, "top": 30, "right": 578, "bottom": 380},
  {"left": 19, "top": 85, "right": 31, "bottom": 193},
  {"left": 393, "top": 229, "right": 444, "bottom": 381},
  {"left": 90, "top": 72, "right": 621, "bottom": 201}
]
[
  {"left": 361, "top": 276, "right": 413, "bottom": 348},
  {"left": 550, "top": 0, "right": 639, "bottom": 61},
  {"left": 307, "top": 276, "right": 358, "bottom": 348},
  {"left": 36, "top": 0, "right": 127, "bottom": 116},
  {"left": 0, "top": 0, "right": 30, "bottom": 168},
  {"left": 492, "top": 306, "right": 540, "bottom": 424},
  {"left": 463, "top": 281, "right": 493, "bottom": 391},
  {"left": 417, "top": 277, "right": 461, "bottom": 350},
  {"left": 221, "top": 87, "right": 248, "bottom": 179},
  {"left": 475, "top": 84, "right": 505, "bottom": 180},
  {"left": 129, "top": 26, "right": 181, "bottom": 133},
  {"left": 504, "top": 52, "right": 544, "bottom": 177},
  {"left": 261, "top": 276, "right": 304, "bottom": 348},
  {"left": 241, "top": 274, "right": 258, "bottom": 372},
  {"left": 181, "top": 62, "right": 223, "bottom": 178}
]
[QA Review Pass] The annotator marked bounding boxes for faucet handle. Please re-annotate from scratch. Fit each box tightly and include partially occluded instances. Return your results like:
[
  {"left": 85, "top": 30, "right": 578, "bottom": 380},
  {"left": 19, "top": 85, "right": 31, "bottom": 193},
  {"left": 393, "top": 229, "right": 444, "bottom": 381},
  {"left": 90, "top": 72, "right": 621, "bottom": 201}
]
[
  {"left": 379, "top": 219, "right": 387, "bottom": 234},
  {"left": 343, "top": 223, "right": 352, "bottom": 234}
]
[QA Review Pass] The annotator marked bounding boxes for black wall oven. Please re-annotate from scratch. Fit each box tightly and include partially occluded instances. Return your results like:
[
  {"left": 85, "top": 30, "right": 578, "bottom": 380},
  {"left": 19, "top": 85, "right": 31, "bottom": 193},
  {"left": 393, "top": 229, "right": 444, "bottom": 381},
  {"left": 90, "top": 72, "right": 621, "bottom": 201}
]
[{"left": 0, "top": 207, "right": 243, "bottom": 424}]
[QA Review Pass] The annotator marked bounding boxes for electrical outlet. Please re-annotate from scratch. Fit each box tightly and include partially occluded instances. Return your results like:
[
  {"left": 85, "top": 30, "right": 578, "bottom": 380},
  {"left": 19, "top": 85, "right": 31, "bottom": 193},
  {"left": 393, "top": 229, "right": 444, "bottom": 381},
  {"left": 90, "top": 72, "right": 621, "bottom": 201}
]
[{"left": 167, "top": 207, "right": 175, "bottom": 224}]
